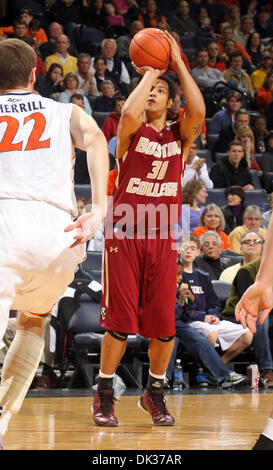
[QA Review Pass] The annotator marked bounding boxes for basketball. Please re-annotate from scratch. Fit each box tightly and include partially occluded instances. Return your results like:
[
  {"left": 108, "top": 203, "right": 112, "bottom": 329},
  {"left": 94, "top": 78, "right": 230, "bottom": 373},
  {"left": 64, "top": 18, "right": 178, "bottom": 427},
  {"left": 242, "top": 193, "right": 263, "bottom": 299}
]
[{"left": 129, "top": 28, "right": 171, "bottom": 70}]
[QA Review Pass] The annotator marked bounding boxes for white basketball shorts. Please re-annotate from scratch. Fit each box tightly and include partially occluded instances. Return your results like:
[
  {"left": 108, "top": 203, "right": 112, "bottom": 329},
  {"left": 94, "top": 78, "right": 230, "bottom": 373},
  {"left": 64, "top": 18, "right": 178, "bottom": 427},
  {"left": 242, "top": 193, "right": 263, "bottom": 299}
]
[{"left": 0, "top": 199, "right": 85, "bottom": 344}]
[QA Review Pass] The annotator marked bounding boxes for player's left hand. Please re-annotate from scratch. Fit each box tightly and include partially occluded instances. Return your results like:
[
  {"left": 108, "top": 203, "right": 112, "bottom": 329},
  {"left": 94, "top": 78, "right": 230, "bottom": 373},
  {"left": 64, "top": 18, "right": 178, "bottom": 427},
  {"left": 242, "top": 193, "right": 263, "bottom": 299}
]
[
  {"left": 64, "top": 205, "right": 103, "bottom": 248},
  {"left": 235, "top": 281, "right": 273, "bottom": 333},
  {"left": 163, "top": 31, "right": 182, "bottom": 68}
]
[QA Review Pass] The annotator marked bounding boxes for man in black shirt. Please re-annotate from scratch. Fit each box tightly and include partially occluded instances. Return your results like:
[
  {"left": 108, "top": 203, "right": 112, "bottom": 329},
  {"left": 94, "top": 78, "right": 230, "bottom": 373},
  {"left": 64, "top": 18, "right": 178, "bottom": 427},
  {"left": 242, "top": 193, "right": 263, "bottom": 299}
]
[
  {"left": 210, "top": 140, "right": 254, "bottom": 189},
  {"left": 195, "top": 231, "right": 233, "bottom": 280}
]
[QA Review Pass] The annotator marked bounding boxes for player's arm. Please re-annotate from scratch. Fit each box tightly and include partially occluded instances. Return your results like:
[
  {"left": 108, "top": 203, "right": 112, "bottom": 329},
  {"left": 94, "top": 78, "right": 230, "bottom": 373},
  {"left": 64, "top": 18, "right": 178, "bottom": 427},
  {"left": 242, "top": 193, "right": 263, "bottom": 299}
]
[
  {"left": 164, "top": 32, "right": 206, "bottom": 162},
  {"left": 65, "top": 104, "right": 109, "bottom": 247},
  {"left": 115, "top": 67, "right": 165, "bottom": 159},
  {"left": 235, "top": 213, "right": 273, "bottom": 333}
]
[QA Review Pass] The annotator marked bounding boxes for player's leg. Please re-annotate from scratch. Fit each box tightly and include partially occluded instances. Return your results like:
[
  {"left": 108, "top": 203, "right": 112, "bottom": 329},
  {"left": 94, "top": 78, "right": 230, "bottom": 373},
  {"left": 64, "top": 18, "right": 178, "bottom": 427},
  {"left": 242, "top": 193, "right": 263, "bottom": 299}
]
[{"left": 0, "top": 311, "right": 46, "bottom": 447}]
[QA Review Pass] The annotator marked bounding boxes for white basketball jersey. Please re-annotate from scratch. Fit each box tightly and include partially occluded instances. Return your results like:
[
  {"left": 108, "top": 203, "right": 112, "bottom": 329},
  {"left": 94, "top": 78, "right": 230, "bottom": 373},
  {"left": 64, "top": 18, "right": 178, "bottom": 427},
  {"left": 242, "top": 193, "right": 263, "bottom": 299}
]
[{"left": 0, "top": 91, "right": 77, "bottom": 216}]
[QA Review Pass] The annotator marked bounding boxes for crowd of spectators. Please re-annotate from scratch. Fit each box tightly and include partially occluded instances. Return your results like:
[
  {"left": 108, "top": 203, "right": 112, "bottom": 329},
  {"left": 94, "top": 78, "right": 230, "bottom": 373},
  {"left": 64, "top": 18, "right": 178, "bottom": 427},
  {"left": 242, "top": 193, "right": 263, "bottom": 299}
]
[{"left": 1, "top": 0, "right": 273, "bottom": 390}]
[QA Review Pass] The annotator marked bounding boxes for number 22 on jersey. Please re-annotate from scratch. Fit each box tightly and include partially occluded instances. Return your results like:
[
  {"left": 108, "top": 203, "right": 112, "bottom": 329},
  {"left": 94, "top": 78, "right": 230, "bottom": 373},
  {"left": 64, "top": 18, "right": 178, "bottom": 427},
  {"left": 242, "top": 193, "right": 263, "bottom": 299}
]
[{"left": 0, "top": 112, "right": 51, "bottom": 152}]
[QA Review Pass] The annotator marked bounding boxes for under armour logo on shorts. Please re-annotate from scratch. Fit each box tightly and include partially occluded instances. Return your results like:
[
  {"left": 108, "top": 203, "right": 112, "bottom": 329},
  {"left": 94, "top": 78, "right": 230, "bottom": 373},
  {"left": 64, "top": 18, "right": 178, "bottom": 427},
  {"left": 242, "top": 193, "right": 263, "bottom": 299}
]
[{"left": 110, "top": 246, "right": 118, "bottom": 253}]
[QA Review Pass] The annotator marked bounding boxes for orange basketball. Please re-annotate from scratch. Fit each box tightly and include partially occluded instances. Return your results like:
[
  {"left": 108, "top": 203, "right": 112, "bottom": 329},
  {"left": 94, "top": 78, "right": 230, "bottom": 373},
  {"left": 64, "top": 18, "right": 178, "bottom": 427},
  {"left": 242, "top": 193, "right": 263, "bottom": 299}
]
[{"left": 129, "top": 28, "right": 171, "bottom": 70}]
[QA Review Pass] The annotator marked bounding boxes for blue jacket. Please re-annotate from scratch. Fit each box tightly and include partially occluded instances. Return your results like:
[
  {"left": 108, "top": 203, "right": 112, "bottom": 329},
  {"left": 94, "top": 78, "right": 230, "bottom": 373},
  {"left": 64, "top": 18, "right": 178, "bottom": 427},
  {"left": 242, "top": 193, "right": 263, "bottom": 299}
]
[{"left": 175, "top": 268, "right": 222, "bottom": 327}]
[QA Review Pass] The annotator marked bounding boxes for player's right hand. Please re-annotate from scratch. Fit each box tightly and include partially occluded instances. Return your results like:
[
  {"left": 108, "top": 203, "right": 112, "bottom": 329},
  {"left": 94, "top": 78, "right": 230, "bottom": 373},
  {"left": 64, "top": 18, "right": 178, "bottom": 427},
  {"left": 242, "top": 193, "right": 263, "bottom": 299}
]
[
  {"left": 64, "top": 205, "right": 103, "bottom": 248},
  {"left": 235, "top": 281, "right": 273, "bottom": 333}
]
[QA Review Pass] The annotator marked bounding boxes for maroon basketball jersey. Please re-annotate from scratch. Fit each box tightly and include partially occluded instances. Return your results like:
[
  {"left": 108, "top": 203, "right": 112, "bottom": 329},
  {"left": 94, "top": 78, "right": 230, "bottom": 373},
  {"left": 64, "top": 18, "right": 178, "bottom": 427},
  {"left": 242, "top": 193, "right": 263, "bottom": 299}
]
[{"left": 108, "top": 120, "right": 183, "bottom": 231}]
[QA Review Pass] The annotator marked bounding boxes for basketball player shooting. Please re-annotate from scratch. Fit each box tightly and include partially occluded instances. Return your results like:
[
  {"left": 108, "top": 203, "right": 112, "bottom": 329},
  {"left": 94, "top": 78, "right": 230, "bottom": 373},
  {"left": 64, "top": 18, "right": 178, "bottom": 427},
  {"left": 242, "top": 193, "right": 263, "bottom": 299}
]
[
  {"left": 235, "top": 210, "right": 273, "bottom": 450},
  {"left": 92, "top": 31, "right": 205, "bottom": 427},
  {"left": 0, "top": 39, "right": 109, "bottom": 449}
]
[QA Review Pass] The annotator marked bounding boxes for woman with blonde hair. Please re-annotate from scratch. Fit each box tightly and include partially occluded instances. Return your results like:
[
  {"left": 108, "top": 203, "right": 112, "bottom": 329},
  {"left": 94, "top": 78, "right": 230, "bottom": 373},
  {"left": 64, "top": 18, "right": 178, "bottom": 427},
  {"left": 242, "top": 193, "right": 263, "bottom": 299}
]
[
  {"left": 58, "top": 72, "right": 92, "bottom": 115},
  {"left": 207, "top": 41, "right": 226, "bottom": 72},
  {"left": 235, "top": 125, "right": 261, "bottom": 172},
  {"left": 192, "top": 203, "right": 232, "bottom": 250}
]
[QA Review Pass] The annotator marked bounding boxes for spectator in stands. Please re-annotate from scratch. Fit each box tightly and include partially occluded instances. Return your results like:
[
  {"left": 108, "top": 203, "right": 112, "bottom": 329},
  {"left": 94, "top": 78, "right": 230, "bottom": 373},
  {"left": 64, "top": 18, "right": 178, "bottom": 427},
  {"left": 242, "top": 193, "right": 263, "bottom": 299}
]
[
  {"left": 35, "top": 63, "right": 64, "bottom": 98},
  {"left": 255, "top": 69, "right": 273, "bottom": 114},
  {"left": 210, "top": 140, "right": 254, "bottom": 190},
  {"left": 176, "top": 236, "right": 251, "bottom": 373},
  {"left": 259, "top": 131, "right": 273, "bottom": 173},
  {"left": 210, "top": 90, "right": 243, "bottom": 134},
  {"left": 27, "top": 18, "right": 48, "bottom": 45},
  {"left": 98, "top": 38, "right": 130, "bottom": 96},
  {"left": 19, "top": 36, "right": 45, "bottom": 77},
  {"left": 195, "top": 231, "right": 233, "bottom": 280},
  {"left": 101, "top": 94, "right": 126, "bottom": 142},
  {"left": 192, "top": 203, "right": 232, "bottom": 250},
  {"left": 76, "top": 197, "right": 87, "bottom": 217},
  {"left": 222, "top": 185, "right": 246, "bottom": 235},
  {"left": 105, "top": 2, "right": 125, "bottom": 27},
  {"left": 182, "top": 140, "right": 213, "bottom": 189},
  {"left": 45, "top": 34, "right": 77, "bottom": 76},
  {"left": 81, "top": 0, "right": 107, "bottom": 30},
  {"left": 251, "top": 51, "right": 273, "bottom": 91},
  {"left": 221, "top": 38, "right": 253, "bottom": 75},
  {"left": 252, "top": 114, "right": 268, "bottom": 154},
  {"left": 228, "top": 205, "right": 267, "bottom": 254},
  {"left": 235, "top": 125, "right": 262, "bottom": 172},
  {"left": 207, "top": 41, "right": 226, "bottom": 72},
  {"left": 215, "top": 109, "right": 250, "bottom": 153},
  {"left": 13, "top": 20, "right": 28, "bottom": 39},
  {"left": 138, "top": 0, "right": 166, "bottom": 28},
  {"left": 58, "top": 72, "right": 92, "bottom": 115},
  {"left": 93, "top": 55, "right": 118, "bottom": 93},
  {"left": 233, "top": 15, "right": 254, "bottom": 49},
  {"left": 49, "top": 0, "right": 81, "bottom": 31},
  {"left": 220, "top": 230, "right": 264, "bottom": 283},
  {"left": 39, "top": 22, "right": 75, "bottom": 61},
  {"left": 226, "top": 4, "right": 241, "bottom": 38},
  {"left": 245, "top": 31, "right": 264, "bottom": 67},
  {"left": 168, "top": 0, "right": 213, "bottom": 37},
  {"left": 222, "top": 257, "right": 273, "bottom": 388},
  {"left": 70, "top": 93, "right": 89, "bottom": 113},
  {"left": 180, "top": 180, "right": 208, "bottom": 233},
  {"left": 223, "top": 50, "right": 254, "bottom": 101},
  {"left": 92, "top": 79, "right": 116, "bottom": 112},
  {"left": 117, "top": 20, "right": 143, "bottom": 62},
  {"left": 191, "top": 47, "right": 226, "bottom": 91},
  {"left": 76, "top": 53, "right": 98, "bottom": 97},
  {"left": 254, "top": 6, "right": 273, "bottom": 40},
  {"left": 166, "top": 257, "right": 247, "bottom": 388},
  {"left": 218, "top": 23, "right": 252, "bottom": 62},
  {"left": 112, "top": 0, "right": 139, "bottom": 16},
  {"left": 196, "top": 7, "right": 219, "bottom": 38}
]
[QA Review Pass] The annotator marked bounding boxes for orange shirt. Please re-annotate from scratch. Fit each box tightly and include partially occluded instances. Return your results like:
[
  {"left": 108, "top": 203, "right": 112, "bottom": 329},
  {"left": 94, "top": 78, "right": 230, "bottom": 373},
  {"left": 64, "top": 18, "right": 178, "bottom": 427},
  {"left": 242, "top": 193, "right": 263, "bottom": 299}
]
[{"left": 192, "top": 226, "right": 232, "bottom": 250}]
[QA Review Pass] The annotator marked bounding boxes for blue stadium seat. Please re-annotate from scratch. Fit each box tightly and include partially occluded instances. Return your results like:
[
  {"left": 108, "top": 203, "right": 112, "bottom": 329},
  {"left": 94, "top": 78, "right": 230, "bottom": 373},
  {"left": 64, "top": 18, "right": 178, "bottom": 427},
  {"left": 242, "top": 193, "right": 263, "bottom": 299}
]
[
  {"left": 92, "top": 111, "right": 110, "bottom": 128},
  {"left": 245, "top": 189, "right": 268, "bottom": 206},
  {"left": 206, "top": 189, "right": 226, "bottom": 206}
]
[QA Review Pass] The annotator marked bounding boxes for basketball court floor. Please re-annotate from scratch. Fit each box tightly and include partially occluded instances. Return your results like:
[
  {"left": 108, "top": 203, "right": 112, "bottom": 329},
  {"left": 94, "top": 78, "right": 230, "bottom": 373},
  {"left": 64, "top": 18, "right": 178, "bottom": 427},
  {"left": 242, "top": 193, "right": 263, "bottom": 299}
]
[{"left": 2, "top": 384, "right": 272, "bottom": 452}]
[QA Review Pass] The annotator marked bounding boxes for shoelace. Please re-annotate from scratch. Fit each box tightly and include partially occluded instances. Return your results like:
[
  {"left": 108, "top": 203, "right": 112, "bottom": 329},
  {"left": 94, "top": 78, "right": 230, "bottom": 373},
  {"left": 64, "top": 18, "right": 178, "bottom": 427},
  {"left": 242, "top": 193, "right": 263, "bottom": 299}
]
[{"left": 150, "top": 391, "right": 168, "bottom": 414}]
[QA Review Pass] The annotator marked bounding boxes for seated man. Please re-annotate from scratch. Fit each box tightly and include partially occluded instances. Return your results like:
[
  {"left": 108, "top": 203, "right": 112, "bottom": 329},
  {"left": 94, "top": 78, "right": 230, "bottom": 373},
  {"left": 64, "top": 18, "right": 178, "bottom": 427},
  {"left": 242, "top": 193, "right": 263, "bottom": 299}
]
[
  {"left": 166, "top": 236, "right": 250, "bottom": 388},
  {"left": 210, "top": 90, "right": 243, "bottom": 135},
  {"left": 182, "top": 140, "right": 213, "bottom": 189},
  {"left": 210, "top": 140, "right": 254, "bottom": 189},
  {"left": 191, "top": 47, "right": 226, "bottom": 91},
  {"left": 214, "top": 108, "right": 250, "bottom": 154},
  {"left": 223, "top": 258, "right": 273, "bottom": 388},
  {"left": 195, "top": 231, "right": 233, "bottom": 280},
  {"left": 228, "top": 205, "right": 267, "bottom": 254},
  {"left": 220, "top": 231, "right": 264, "bottom": 283}
]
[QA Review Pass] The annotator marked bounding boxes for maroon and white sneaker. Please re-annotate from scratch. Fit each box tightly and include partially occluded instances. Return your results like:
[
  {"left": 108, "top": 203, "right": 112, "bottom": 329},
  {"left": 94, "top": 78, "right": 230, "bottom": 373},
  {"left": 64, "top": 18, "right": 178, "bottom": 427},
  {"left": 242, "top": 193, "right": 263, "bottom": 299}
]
[
  {"left": 92, "top": 390, "right": 118, "bottom": 427},
  {"left": 138, "top": 389, "right": 175, "bottom": 426}
]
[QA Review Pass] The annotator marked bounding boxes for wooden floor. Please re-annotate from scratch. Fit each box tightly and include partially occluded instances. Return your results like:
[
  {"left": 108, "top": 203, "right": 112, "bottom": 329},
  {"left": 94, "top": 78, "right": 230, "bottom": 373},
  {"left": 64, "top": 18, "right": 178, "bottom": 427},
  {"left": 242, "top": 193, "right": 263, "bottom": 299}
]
[{"left": 2, "top": 389, "right": 273, "bottom": 451}]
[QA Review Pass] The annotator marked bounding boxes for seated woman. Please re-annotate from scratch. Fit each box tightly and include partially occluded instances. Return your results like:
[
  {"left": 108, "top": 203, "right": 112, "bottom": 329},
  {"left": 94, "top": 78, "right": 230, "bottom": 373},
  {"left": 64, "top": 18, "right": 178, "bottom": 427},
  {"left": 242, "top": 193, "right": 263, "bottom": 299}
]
[
  {"left": 58, "top": 72, "right": 92, "bottom": 115},
  {"left": 192, "top": 203, "right": 232, "bottom": 250},
  {"left": 180, "top": 180, "right": 208, "bottom": 233},
  {"left": 221, "top": 185, "right": 246, "bottom": 235},
  {"left": 207, "top": 41, "right": 226, "bottom": 72},
  {"left": 35, "top": 63, "right": 64, "bottom": 99},
  {"left": 228, "top": 204, "right": 267, "bottom": 253},
  {"left": 235, "top": 125, "right": 262, "bottom": 172}
]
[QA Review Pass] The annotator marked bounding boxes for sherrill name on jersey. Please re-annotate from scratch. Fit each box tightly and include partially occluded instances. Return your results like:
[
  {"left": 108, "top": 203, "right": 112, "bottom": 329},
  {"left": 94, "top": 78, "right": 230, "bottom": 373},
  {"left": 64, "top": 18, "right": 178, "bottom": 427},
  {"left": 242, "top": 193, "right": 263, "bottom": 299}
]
[
  {"left": 0, "top": 92, "right": 77, "bottom": 217},
  {"left": 112, "top": 121, "right": 183, "bottom": 228}
]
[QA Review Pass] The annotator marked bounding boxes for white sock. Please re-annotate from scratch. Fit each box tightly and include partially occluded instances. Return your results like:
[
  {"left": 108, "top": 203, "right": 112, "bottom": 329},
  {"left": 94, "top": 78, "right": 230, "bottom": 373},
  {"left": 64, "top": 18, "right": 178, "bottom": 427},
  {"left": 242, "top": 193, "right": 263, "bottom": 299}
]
[
  {"left": 149, "top": 369, "right": 166, "bottom": 380},
  {"left": 0, "top": 410, "right": 12, "bottom": 436},
  {"left": 99, "top": 371, "right": 115, "bottom": 379},
  {"left": 262, "top": 417, "right": 273, "bottom": 441}
]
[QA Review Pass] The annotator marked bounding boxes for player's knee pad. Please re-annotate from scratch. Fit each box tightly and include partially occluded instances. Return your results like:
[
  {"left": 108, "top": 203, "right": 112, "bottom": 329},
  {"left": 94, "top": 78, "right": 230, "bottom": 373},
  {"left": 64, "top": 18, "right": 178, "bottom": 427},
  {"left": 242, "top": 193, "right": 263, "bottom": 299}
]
[
  {"left": 107, "top": 330, "right": 128, "bottom": 342},
  {"left": 0, "top": 329, "right": 45, "bottom": 414},
  {"left": 157, "top": 335, "right": 175, "bottom": 343}
]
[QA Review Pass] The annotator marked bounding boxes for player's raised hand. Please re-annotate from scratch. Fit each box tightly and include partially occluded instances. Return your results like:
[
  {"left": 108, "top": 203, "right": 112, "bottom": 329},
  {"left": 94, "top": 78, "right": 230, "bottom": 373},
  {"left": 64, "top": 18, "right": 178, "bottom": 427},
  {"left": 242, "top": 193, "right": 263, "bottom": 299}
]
[
  {"left": 64, "top": 204, "right": 103, "bottom": 248},
  {"left": 163, "top": 31, "right": 182, "bottom": 68},
  {"left": 235, "top": 281, "right": 273, "bottom": 333}
]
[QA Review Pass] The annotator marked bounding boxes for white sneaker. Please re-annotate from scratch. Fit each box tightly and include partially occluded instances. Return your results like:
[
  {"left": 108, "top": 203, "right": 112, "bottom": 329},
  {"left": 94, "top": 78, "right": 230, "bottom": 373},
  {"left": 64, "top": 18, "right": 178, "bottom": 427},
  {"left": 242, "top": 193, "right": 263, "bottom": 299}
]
[{"left": 228, "top": 371, "right": 247, "bottom": 384}]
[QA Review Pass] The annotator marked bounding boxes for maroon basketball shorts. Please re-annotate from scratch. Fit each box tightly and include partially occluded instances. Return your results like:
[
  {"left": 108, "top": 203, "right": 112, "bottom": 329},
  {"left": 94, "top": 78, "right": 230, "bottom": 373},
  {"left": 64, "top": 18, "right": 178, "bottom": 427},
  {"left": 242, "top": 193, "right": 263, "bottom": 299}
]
[{"left": 100, "top": 230, "right": 177, "bottom": 338}]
